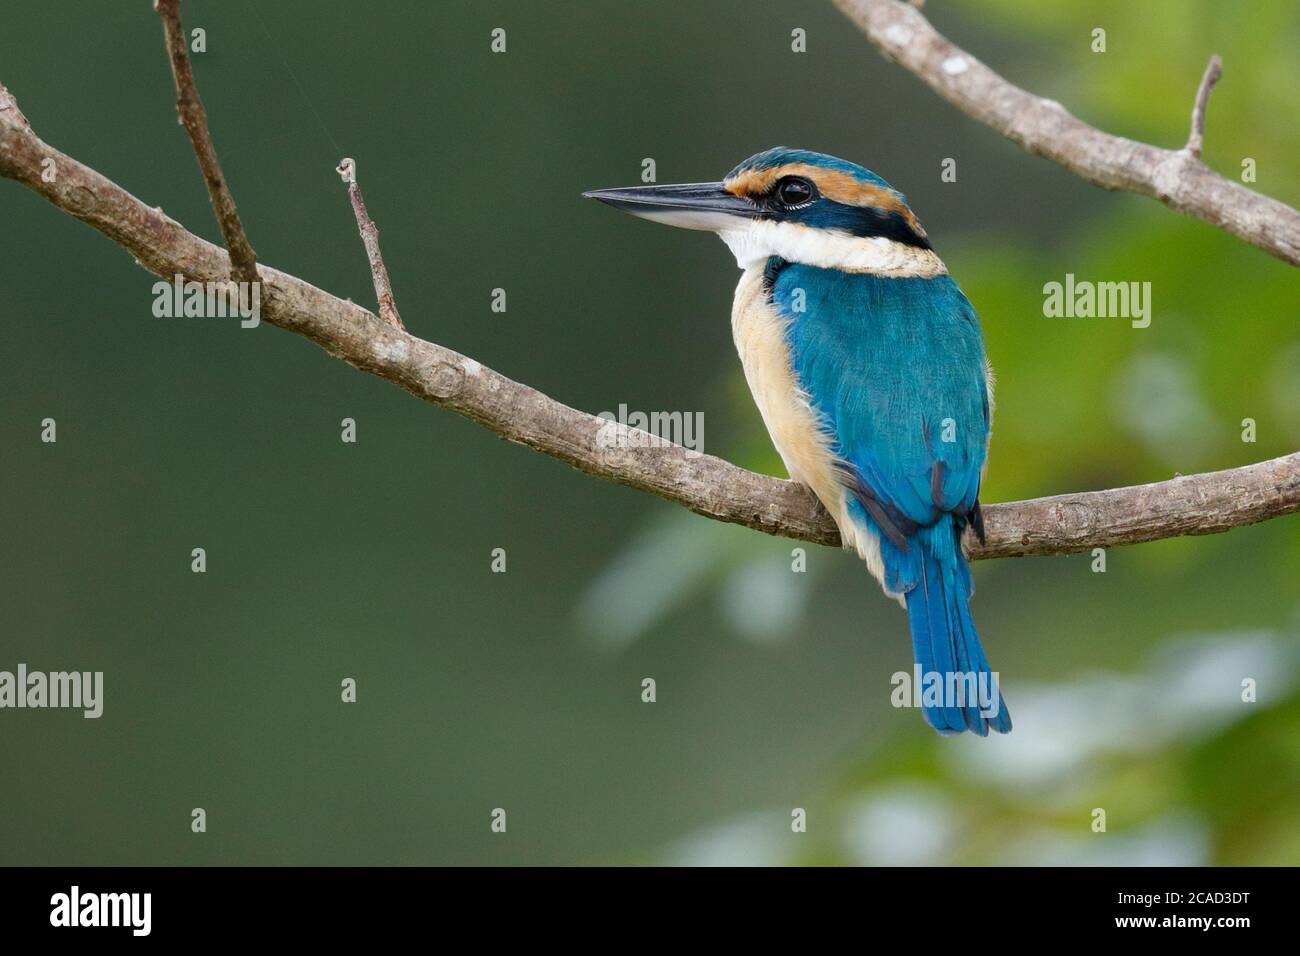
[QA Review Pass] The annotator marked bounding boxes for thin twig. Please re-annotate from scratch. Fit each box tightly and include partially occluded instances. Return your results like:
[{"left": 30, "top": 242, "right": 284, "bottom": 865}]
[
  {"left": 1186, "top": 54, "right": 1222, "bottom": 158},
  {"left": 831, "top": 0, "right": 1300, "bottom": 267},
  {"left": 0, "top": 80, "right": 30, "bottom": 132},
  {"left": 154, "top": 0, "right": 258, "bottom": 284},
  {"left": 336, "top": 158, "right": 404, "bottom": 330},
  {"left": 2, "top": 96, "right": 1297, "bottom": 559}
]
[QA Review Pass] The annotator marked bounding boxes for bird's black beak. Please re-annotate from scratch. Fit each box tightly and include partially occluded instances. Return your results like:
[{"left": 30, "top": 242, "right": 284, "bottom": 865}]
[{"left": 582, "top": 182, "right": 759, "bottom": 231}]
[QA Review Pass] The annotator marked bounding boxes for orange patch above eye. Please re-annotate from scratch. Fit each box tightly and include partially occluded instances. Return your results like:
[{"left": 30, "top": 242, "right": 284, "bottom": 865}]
[{"left": 724, "top": 162, "right": 925, "bottom": 235}]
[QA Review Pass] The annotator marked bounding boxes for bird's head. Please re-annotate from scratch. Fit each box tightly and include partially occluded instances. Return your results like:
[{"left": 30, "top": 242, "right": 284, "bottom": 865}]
[{"left": 584, "top": 147, "right": 940, "bottom": 276}]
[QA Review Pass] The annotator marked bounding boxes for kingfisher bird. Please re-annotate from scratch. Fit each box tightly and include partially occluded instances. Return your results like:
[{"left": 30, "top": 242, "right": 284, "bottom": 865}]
[{"left": 585, "top": 147, "right": 1009, "bottom": 736}]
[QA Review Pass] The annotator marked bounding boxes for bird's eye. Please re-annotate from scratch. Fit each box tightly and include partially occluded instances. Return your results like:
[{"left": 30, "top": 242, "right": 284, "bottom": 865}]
[{"left": 776, "top": 177, "right": 814, "bottom": 207}]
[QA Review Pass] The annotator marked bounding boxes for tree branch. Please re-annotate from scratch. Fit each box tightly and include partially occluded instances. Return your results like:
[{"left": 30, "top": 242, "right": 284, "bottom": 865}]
[
  {"left": 154, "top": 0, "right": 258, "bottom": 284},
  {"left": 1185, "top": 54, "right": 1222, "bottom": 159},
  {"left": 1, "top": 83, "right": 1297, "bottom": 560},
  {"left": 336, "top": 157, "right": 404, "bottom": 330},
  {"left": 831, "top": 0, "right": 1300, "bottom": 267},
  {"left": 0, "top": 79, "right": 30, "bottom": 131}
]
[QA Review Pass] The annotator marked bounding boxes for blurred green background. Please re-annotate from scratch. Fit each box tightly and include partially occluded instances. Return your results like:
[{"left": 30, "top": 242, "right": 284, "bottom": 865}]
[{"left": 1, "top": 0, "right": 1298, "bottom": 865}]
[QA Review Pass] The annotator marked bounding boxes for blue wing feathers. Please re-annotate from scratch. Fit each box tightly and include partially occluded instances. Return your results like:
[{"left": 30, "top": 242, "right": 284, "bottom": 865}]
[
  {"left": 770, "top": 261, "right": 1010, "bottom": 735},
  {"left": 772, "top": 265, "right": 987, "bottom": 527}
]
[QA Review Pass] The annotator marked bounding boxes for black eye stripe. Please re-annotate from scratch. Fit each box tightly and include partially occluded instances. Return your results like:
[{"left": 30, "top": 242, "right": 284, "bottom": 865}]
[
  {"left": 752, "top": 174, "right": 932, "bottom": 249},
  {"left": 786, "top": 198, "right": 933, "bottom": 250}
]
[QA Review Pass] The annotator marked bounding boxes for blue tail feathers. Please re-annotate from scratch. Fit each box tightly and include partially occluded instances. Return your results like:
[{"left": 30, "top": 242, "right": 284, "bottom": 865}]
[{"left": 902, "top": 534, "right": 1011, "bottom": 737}]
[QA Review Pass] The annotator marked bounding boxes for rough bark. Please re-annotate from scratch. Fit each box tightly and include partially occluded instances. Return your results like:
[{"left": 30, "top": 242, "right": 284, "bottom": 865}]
[{"left": 832, "top": 0, "right": 1300, "bottom": 266}]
